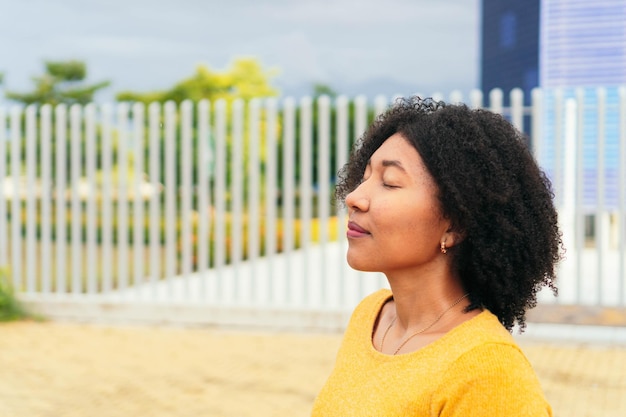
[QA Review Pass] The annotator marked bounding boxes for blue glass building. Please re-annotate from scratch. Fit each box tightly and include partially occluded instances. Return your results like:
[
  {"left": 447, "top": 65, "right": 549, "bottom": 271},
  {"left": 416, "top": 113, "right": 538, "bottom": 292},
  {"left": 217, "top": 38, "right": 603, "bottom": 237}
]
[
  {"left": 540, "top": 0, "right": 626, "bottom": 88},
  {"left": 540, "top": 0, "right": 626, "bottom": 210},
  {"left": 480, "top": 0, "right": 540, "bottom": 106},
  {"left": 481, "top": 0, "right": 626, "bottom": 95},
  {"left": 481, "top": 0, "right": 626, "bottom": 210}
]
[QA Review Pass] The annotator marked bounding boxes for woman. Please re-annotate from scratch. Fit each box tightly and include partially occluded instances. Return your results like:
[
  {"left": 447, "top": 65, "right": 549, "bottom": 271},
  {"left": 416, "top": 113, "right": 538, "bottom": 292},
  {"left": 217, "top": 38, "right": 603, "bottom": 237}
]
[{"left": 311, "top": 97, "right": 562, "bottom": 416}]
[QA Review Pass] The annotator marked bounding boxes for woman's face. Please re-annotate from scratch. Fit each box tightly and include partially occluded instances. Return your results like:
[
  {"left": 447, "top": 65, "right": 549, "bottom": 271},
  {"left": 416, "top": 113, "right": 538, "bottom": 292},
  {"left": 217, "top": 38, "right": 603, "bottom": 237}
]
[{"left": 345, "top": 133, "right": 451, "bottom": 275}]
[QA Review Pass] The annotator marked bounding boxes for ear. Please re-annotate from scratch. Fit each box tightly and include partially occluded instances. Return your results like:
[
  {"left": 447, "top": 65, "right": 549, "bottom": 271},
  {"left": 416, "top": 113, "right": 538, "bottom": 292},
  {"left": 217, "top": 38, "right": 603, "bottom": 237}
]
[{"left": 441, "top": 228, "right": 466, "bottom": 249}]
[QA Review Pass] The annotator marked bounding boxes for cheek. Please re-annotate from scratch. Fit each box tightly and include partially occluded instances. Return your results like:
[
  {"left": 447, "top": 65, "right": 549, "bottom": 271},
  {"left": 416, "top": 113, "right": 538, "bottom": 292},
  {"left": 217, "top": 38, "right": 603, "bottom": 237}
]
[
  {"left": 397, "top": 208, "right": 445, "bottom": 243},
  {"left": 373, "top": 193, "right": 444, "bottom": 239}
]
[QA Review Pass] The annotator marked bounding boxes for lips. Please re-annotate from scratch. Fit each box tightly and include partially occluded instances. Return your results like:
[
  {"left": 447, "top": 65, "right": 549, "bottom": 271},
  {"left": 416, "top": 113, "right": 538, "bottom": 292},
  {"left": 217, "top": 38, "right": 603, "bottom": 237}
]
[{"left": 347, "top": 221, "right": 370, "bottom": 238}]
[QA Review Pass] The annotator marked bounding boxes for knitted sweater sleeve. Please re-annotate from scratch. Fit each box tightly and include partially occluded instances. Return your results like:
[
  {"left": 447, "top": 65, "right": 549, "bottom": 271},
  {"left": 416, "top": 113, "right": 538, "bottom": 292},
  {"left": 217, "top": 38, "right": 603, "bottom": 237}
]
[{"left": 432, "top": 343, "right": 553, "bottom": 417}]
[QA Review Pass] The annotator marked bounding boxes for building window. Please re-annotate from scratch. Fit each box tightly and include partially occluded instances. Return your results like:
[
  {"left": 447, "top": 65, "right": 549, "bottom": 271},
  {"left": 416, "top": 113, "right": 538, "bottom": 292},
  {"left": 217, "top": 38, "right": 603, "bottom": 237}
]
[{"left": 500, "top": 11, "right": 517, "bottom": 48}]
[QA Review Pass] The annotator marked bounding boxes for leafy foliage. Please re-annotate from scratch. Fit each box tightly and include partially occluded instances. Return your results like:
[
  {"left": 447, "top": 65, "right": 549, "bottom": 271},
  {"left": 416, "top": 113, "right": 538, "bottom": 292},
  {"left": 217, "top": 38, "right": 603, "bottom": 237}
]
[
  {"left": 0, "top": 269, "right": 30, "bottom": 321},
  {"left": 312, "top": 83, "right": 338, "bottom": 98},
  {"left": 116, "top": 58, "right": 279, "bottom": 104},
  {"left": 5, "top": 60, "right": 110, "bottom": 106}
]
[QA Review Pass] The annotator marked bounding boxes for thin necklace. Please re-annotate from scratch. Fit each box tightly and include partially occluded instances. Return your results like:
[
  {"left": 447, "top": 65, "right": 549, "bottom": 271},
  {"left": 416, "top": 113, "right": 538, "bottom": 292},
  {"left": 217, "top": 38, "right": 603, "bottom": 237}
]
[{"left": 379, "top": 293, "right": 470, "bottom": 355}]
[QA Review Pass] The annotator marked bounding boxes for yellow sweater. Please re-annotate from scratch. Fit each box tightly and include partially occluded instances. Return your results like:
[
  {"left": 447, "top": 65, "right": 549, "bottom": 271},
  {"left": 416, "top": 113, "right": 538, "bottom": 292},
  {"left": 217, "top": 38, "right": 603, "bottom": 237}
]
[{"left": 311, "top": 289, "right": 552, "bottom": 416}]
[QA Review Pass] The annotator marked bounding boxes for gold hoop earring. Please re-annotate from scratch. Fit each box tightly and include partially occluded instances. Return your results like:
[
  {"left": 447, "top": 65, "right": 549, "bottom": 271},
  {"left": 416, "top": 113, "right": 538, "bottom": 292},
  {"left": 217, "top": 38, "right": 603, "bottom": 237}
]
[{"left": 440, "top": 241, "right": 447, "bottom": 254}]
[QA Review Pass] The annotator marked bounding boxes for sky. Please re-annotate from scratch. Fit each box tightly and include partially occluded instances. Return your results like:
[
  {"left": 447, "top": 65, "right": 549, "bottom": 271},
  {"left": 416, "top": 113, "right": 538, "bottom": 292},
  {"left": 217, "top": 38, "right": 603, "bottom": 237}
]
[{"left": 0, "top": 0, "right": 480, "bottom": 103}]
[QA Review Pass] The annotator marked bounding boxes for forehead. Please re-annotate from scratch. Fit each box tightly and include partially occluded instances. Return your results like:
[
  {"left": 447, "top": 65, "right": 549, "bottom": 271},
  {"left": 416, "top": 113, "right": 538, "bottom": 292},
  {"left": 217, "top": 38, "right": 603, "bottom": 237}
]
[
  {"left": 368, "top": 133, "right": 437, "bottom": 187},
  {"left": 369, "top": 134, "right": 422, "bottom": 168}
]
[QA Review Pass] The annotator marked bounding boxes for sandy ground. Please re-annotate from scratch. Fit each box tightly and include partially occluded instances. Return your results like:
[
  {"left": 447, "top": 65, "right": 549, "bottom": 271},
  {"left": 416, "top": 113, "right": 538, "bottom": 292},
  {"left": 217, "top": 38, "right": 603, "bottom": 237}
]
[{"left": 1, "top": 320, "right": 625, "bottom": 417}]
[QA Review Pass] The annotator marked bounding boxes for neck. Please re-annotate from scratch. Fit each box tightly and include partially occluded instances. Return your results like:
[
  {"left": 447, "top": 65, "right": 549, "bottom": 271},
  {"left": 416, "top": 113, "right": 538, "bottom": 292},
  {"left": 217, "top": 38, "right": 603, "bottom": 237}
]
[{"left": 385, "top": 268, "right": 468, "bottom": 332}]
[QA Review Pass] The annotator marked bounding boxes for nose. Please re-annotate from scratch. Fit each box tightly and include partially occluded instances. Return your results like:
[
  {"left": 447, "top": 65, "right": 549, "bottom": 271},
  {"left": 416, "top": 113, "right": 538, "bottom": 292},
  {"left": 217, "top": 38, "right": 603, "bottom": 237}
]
[{"left": 345, "top": 182, "right": 369, "bottom": 212}]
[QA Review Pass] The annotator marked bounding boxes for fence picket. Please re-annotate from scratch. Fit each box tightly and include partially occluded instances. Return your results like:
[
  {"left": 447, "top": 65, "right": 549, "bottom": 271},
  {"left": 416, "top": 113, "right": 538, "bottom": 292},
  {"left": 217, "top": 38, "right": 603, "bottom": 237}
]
[
  {"left": 25, "top": 106, "right": 37, "bottom": 293},
  {"left": 70, "top": 105, "right": 82, "bottom": 295},
  {"left": 596, "top": 87, "right": 607, "bottom": 305},
  {"left": 132, "top": 103, "right": 145, "bottom": 294},
  {"left": 246, "top": 98, "right": 261, "bottom": 305},
  {"left": 246, "top": 99, "right": 263, "bottom": 282},
  {"left": 180, "top": 100, "right": 193, "bottom": 297},
  {"left": 213, "top": 99, "right": 227, "bottom": 302},
  {"left": 299, "top": 96, "right": 313, "bottom": 306},
  {"left": 449, "top": 90, "right": 463, "bottom": 104},
  {"left": 116, "top": 103, "right": 130, "bottom": 296},
  {"left": 197, "top": 100, "right": 210, "bottom": 300},
  {"left": 335, "top": 95, "right": 349, "bottom": 308},
  {"left": 469, "top": 89, "right": 483, "bottom": 109},
  {"left": 531, "top": 88, "right": 543, "bottom": 163},
  {"left": 10, "top": 107, "right": 22, "bottom": 290},
  {"left": 54, "top": 105, "right": 67, "bottom": 294},
  {"left": 510, "top": 88, "right": 524, "bottom": 130},
  {"left": 40, "top": 105, "right": 52, "bottom": 294},
  {"left": 148, "top": 102, "right": 161, "bottom": 297},
  {"left": 489, "top": 88, "right": 503, "bottom": 114},
  {"left": 85, "top": 104, "right": 97, "bottom": 295},
  {"left": 265, "top": 98, "right": 278, "bottom": 304},
  {"left": 574, "top": 88, "right": 585, "bottom": 303},
  {"left": 101, "top": 104, "right": 113, "bottom": 294},
  {"left": 164, "top": 101, "right": 177, "bottom": 300},
  {"left": 281, "top": 98, "right": 296, "bottom": 306},
  {"left": 317, "top": 95, "right": 331, "bottom": 306},
  {"left": 231, "top": 99, "right": 244, "bottom": 299}
]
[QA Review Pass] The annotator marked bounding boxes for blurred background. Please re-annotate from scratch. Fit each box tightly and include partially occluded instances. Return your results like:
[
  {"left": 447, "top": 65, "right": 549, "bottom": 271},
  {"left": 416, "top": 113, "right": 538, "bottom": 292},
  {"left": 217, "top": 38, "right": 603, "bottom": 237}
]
[
  {"left": 1, "top": 1, "right": 625, "bottom": 416},
  {"left": 0, "top": 0, "right": 479, "bottom": 103}
]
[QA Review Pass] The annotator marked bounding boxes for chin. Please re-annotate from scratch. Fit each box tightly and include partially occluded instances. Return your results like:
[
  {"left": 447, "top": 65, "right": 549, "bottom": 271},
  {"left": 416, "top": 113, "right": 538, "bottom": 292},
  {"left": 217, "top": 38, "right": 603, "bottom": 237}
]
[{"left": 346, "top": 254, "right": 378, "bottom": 272}]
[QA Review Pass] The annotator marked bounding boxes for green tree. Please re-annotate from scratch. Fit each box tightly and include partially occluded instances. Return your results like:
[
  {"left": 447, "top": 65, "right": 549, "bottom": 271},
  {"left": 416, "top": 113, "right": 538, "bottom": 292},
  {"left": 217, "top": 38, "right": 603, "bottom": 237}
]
[
  {"left": 3, "top": 61, "right": 113, "bottom": 186},
  {"left": 312, "top": 83, "right": 338, "bottom": 99},
  {"left": 116, "top": 58, "right": 280, "bottom": 193},
  {"left": 5, "top": 60, "right": 110, "bottom": 106},
  {"left": 116, "top": 57, "right": 279, "bottom": 104}
]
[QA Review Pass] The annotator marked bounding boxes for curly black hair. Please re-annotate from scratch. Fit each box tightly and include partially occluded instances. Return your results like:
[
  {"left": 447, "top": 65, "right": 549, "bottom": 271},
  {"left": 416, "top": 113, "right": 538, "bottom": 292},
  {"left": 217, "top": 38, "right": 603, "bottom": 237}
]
[{"left": 336, "top": 97, "right": 563, "bottom": 331}]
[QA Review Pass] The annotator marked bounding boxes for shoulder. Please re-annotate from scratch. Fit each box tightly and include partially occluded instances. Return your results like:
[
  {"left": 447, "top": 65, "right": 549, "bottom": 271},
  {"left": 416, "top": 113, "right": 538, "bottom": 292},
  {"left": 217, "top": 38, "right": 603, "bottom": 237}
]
[
  {"left": 434, "top": 343, "right": 551, "bottom": 415},
  {"left": 431, "top": 315, "right": 551, "bottom": 416},
  {"left": 431, "top": 309, "right": 518, "bottom": 360},
  {"left": 451, "top": 341, "right": 536, "bottom": 381},
  {"left": 443, "top": 310, "right": 538, "bottom": 378},
  {"left": 459, "top": 309, "right": 517, "bottom": 344}
]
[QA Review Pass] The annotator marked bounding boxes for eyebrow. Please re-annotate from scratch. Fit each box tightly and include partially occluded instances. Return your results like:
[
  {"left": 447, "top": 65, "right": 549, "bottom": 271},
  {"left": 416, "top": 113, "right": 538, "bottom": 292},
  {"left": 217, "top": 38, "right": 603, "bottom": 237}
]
[
  {"left": 366, "top": 158, "right": 408, "bottom": 172},
  {"left": 376, "top": 159, "right": 407, "bottom": 173}
]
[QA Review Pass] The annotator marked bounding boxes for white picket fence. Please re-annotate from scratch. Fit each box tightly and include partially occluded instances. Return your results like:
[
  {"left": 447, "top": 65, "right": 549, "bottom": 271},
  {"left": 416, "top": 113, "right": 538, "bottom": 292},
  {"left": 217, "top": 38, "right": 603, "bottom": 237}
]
[{"left": 0, "top": 87, "right": 625, "bottom": 329}]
